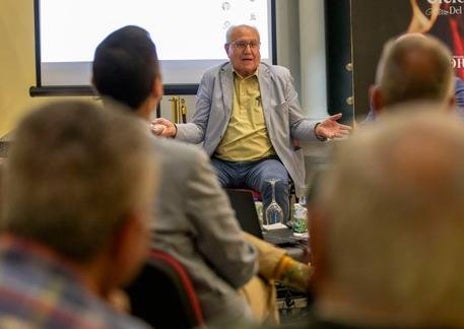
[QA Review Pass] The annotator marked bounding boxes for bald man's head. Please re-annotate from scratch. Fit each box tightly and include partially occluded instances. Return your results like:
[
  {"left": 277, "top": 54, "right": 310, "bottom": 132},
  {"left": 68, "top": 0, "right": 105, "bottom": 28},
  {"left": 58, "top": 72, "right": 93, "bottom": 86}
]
[{"left": 372, "top": 33, "right": 455, "bottom": 112}]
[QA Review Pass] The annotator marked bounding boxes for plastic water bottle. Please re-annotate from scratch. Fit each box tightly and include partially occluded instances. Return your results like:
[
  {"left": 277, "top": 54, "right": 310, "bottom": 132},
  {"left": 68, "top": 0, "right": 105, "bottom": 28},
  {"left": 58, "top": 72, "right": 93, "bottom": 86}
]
[{"left": 292, "top": 187, "right": 308, "bottom": 235}]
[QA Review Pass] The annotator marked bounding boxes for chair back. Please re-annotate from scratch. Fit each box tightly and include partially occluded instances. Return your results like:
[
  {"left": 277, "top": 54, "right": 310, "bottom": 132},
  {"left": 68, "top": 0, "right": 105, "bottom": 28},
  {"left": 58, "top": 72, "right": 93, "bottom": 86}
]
[{"left": 125, "top": 249, "right": 205, "bottom": 329}]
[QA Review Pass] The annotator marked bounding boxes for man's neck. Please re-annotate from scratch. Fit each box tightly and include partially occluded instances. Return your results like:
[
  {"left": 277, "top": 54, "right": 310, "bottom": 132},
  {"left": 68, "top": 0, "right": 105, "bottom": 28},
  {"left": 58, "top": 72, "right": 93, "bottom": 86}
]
[
  {"left": 136, "top": 97, "right": 156, "bottom": 121},
  {"left": 233, "top": 66, "right": 258, "bottom": 79}
]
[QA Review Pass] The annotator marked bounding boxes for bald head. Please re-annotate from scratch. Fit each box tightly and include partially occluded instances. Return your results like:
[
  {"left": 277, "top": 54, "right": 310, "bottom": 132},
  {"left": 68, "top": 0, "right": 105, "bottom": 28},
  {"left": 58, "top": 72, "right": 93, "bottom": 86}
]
[
  {"left": 373, "top": 33, "right": 455, "bottom": 112},
  {"left": 313, "top": 105, "right": 464, "bottom": 326}
]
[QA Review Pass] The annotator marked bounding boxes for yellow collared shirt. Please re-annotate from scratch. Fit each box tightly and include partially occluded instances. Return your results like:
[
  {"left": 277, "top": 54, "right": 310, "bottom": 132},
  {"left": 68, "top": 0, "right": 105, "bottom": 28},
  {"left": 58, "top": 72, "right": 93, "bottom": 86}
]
[{"left": 215, "top": 72, "right": 275, "bottom": 161}]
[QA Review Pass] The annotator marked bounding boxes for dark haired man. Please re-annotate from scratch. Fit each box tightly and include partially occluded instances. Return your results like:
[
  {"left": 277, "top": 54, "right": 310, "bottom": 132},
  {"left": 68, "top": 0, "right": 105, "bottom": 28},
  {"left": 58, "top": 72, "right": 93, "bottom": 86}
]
[{"left": 93, "top": 25, "right": 311, "bottom": 325}]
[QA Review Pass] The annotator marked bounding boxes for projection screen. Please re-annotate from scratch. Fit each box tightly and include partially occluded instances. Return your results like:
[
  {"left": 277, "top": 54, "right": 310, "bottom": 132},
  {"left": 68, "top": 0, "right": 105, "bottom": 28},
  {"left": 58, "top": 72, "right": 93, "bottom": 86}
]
[{"left": 32, "top": 0, "right": 276, "bottom": 96}]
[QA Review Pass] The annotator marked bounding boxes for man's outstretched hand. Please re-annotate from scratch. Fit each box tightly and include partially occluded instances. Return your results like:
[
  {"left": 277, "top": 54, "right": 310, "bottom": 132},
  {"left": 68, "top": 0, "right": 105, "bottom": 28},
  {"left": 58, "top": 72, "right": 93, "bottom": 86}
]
[{"left": 315, "top": 113, "right": 352, "bottom": 140}]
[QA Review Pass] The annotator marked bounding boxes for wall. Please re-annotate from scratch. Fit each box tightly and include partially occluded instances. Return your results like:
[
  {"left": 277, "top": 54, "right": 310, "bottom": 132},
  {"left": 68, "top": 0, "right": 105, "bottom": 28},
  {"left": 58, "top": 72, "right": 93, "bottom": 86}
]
[
  {"left": 0, "top": 0, "right": 328, "bottom": 137},
  {"left": 299, "top": 0, "right": 328, "bottom": 120},
  {"left": 275, "top": 0, "right": 329, "bottom": 121},
  {"left": 275, "top": 0, "right": 301, "bottom": 93},
  {"left": 0, "top": 0, "right": 95, "bottom": 137}
]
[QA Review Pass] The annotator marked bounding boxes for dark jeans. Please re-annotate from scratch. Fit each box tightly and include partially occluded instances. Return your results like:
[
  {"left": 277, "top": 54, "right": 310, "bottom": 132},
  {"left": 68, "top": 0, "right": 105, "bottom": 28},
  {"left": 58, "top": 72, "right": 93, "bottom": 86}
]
[{"left": 211, "top": 157, "right": 290, "bottom": 223}]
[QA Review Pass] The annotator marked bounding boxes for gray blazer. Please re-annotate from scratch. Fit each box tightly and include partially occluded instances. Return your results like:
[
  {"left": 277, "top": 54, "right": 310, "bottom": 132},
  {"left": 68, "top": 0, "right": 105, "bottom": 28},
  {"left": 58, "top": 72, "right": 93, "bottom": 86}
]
[
  {"left": 175, "top": 62, "right": 321, "bottom": 194},
  {"left": 151, "top": 137, "right": 258, "bottom": 322}
]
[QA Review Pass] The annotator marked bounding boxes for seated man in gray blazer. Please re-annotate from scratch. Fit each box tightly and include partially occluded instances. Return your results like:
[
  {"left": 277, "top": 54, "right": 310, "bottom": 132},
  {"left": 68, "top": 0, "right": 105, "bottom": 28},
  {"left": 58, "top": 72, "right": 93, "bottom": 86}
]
[
  {"left": 152, "top": 24, "right": 351, "bottom": 224},
  {"left": 92, "top": 25, "right": 311, "bottom": 325}
]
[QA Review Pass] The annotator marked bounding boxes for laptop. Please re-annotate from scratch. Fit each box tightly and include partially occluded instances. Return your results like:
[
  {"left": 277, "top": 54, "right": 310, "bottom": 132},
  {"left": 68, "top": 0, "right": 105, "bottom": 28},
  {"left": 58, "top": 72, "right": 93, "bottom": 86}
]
[
  {"left": 225, "top": 189, "right": 299, "bottom": 247},
  {"left": 225, "top": 189, "right": 264, "bottom": 239}
]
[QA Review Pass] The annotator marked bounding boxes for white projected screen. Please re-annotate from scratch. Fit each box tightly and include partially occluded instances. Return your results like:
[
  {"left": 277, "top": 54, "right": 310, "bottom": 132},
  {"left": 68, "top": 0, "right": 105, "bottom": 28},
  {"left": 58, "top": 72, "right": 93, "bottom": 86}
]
[{"left": 38, "top": 0, "right": 274, "bottom": 87}]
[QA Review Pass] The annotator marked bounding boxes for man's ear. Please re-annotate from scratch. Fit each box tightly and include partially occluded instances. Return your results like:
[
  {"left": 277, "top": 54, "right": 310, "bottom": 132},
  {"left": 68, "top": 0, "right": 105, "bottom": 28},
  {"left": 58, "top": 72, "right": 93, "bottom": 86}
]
[
  {"left": 370, "top": 85, "right": 384, "bottom": 116},
  {"left": 90, "top": 77, "right": 101, "bottom": 98},
  {"left": 152, "top": 76, "right": 164, "bottom": 101},
  {"left": 447, "top": 95, "right": 457, "bottom": 112},
  {"left": 108, "top": 211, "right": 150, "bottom": 288}
]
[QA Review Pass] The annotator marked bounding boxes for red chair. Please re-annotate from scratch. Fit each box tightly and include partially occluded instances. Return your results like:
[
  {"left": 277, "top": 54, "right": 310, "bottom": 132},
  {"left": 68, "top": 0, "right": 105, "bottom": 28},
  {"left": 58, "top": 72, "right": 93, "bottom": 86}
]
[{"left": 125, "top": 249, "right": 205, "bottom": 329}]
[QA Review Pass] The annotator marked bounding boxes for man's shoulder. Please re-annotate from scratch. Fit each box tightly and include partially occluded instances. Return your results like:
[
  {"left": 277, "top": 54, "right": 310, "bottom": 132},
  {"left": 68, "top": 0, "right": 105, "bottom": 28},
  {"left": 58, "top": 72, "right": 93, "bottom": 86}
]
[
  {"left": 151, "top": 137, "right": 206, "bottom": 159},
  {"left": 260, "top": 62, "right": 291, "bottom": 76},
  {"left": 0, "top": 245, "right": 153, "bottom": 329},
  {"left": 455, "top": 76, "right": 464, "bottom": 90},
  {"left": 0, "top": 309, "right": 152, "bottom": 329},
  {"left": 205, "top": 62, "right": 231, "bottom": 75},
  {"left": 203, "top": 62, "right": 291, "bottom": 79}
]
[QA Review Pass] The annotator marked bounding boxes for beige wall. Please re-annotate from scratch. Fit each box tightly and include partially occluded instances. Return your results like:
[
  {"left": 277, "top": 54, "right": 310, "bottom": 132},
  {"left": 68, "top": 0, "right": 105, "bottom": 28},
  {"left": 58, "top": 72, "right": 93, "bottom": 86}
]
[
  {"left": 0, "top": 0, "right": 327, "bottom": 137},
  {"left": 0, "top": 0, "right": 92, "bottom": 137}
]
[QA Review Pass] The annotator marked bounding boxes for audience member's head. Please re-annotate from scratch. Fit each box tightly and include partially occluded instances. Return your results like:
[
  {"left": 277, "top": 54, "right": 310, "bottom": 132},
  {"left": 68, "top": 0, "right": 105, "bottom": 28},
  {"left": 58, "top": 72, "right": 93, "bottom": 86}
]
[
  {"left": 224, "top": 24, "right": 261, "bottom": 78},
  {"left": 1, "top": 100, "right": 158, "bottom": 295},
  {"left": 371, "top": 33, "right": 455, "bottom": 114},
  {"left": 92, "top": 25, "right": 163, "bottom": 118},
  {"left": 311, "top": 105, "right": 464, "bottom": 327}
]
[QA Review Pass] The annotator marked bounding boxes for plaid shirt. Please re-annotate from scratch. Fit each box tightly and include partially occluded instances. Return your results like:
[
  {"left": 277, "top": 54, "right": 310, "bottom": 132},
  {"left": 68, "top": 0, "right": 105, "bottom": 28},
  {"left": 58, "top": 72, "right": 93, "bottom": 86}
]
[{"left": 0, "top": 237, "right": 152, "bottom": 329}]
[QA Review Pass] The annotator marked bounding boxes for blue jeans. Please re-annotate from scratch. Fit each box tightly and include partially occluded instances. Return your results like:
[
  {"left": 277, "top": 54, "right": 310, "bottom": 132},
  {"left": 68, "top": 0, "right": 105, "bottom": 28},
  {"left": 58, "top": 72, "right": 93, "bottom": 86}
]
[{"left": 211, "top": 157, "right": 290, "bottom": 223}]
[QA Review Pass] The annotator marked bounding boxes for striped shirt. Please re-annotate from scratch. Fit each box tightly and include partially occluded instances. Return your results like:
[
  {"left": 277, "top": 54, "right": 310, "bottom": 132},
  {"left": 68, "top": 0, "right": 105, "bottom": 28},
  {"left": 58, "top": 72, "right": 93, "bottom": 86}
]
[{"left": 0, "top": 237, "right": 152, "bottom": 329}]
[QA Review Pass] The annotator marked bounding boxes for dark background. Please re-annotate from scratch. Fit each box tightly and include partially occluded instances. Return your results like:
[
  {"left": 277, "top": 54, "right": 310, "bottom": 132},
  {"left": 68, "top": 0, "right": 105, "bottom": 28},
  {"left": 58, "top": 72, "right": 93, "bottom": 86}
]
[{"left": 326, "top": 0, "right": 464, "bottom": 122}]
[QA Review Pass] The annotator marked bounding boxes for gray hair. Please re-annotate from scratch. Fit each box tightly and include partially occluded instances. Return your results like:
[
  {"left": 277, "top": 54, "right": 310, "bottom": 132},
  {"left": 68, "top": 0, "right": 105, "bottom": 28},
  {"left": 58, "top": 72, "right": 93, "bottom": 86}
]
[
  {"left": 225, "top": 24, "right": 260, "bottom": 44},
  {"left": 316, "top": 105, "right": 464, "bottom": 326},
  {"left": 376, "top": 34, "right": 454, "bottom": 107},
  {"left": 1, "top": 100, "right": 158, "bottom": 262}
]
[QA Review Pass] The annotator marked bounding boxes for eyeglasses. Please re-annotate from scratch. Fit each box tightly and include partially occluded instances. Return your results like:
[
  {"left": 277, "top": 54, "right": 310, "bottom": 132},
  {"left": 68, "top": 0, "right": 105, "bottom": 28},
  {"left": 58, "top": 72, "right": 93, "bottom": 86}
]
[{"left": 230, "top": 40, "right": 261, "bottom": 50}]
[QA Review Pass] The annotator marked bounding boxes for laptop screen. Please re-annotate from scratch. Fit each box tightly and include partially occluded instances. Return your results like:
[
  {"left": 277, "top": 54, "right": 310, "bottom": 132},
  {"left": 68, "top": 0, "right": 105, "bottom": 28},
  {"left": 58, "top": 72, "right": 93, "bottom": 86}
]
[{"left": 225, "top": 189, "right": 264, "bottom": 239}]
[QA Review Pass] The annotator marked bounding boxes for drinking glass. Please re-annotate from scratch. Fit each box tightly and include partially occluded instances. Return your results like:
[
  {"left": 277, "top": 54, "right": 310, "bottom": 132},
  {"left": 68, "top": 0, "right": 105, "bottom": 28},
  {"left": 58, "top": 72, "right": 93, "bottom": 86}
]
[{"left": 264, "top": 178, "right": 284, "bottom": 226}]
